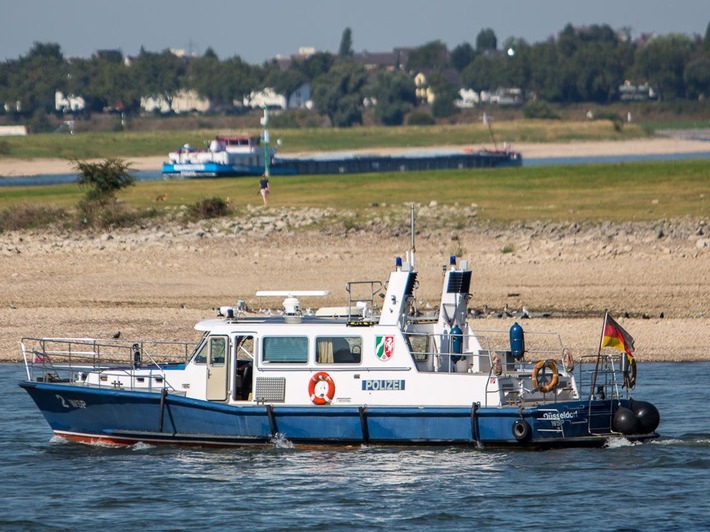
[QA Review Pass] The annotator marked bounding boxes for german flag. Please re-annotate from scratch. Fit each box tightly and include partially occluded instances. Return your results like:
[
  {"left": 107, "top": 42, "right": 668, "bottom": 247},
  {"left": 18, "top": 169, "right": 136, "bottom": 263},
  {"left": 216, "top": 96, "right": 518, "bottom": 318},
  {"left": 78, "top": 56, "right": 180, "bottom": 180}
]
[{"left": 601, "top": 313, "right": 635, "bottom": 355}]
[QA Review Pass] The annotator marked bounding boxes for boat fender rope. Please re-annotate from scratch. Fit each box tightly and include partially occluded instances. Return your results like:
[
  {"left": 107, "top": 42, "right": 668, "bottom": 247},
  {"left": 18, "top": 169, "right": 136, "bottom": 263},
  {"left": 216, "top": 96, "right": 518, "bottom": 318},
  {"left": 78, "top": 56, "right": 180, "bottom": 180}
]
[
  {"left": 309, "top": 371, "right": 336, "bottom": 405},
  {"left": 532, "top": 359, "right": 559, "bottom": 393}
]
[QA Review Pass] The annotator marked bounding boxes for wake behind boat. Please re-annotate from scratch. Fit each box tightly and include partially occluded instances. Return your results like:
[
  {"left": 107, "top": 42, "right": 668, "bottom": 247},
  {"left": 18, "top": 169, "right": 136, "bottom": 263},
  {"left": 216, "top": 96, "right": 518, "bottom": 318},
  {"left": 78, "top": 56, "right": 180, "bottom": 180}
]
[{"left": 19, "top": 210, "right": 659, "bottom": 449}]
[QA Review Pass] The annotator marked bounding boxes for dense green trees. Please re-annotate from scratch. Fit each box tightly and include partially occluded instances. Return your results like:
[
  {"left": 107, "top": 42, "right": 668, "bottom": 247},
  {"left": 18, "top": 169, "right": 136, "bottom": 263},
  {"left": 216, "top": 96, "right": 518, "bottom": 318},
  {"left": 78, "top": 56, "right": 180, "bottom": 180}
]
[
  {"left": 311, "top": 62, "right": 368, "bottom": 127},
  {"left": 633, "top": 34, "right": 696, "bottom": 99},
  {"left": 370, "top": 71, "right": 417, "bottom": 125},
  {"left": 2, "top": 20, "right": 710, "bottom": 129}
]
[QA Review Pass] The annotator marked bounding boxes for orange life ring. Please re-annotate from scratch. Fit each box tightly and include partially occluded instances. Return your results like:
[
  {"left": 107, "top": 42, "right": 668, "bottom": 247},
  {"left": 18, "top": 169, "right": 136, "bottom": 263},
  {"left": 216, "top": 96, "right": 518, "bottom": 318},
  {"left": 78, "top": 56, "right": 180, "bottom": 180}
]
[
  {"left": 532, "top": 359, "right": 559, "bottom": 393},
  {"left": 308, "top": 371, "right": 335, "bottom": 405}
]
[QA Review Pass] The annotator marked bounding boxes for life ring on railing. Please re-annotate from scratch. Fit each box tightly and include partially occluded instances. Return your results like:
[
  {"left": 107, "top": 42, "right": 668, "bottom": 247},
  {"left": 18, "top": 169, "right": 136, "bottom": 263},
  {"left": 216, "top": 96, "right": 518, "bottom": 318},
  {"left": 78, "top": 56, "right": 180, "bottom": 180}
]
[
  {"left": 624, "top": 355, "right": 637, "bottom": 389},
  {"left": 532, "top": 359, "right": 559, "bottom": 393},
  {"left": 562, "top": 349, "right": 575, "bottom": 372},
  {"left": 308, "top": 371, "right": 336, "bottom": 405}
]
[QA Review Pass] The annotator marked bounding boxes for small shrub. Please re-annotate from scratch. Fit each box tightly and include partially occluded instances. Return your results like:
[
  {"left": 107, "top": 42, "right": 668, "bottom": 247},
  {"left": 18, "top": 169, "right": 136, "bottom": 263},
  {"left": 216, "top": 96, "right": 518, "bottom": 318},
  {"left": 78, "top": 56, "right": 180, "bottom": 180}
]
[
  {"left": 589, "top": 109, "right": 624, "bottom": 132},
  {"left": 28, "top": 109, "right": 52, "bottom": 133},
  {"left": 523, "top": 100, "right": 560, "bottom": 120},
  {"left": 77, "top": 197, "right": 121, "bottom": 228},
  {"left": 501, "top": 244, "right": 514, "bottom": 254},
  {"left": 75, "top": 158, "right": 135, "bottom": 204},
  {"left": 269, "top": 112, "right": 300, "bottom": 129},
  {"left": 187, "top": 197, "right": 233, "bottom": 221},
  {"left": 406, "top": 110, "right": 436, "bottom": 126},
  {"left": 0, "top": 204, "right": 69, "bottom": 231}
]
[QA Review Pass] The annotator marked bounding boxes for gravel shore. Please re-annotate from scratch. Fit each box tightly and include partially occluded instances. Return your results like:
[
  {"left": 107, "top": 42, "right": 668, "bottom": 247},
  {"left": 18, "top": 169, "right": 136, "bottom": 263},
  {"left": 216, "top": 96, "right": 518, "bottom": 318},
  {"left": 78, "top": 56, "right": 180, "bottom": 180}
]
[{"left": 1, "top": 206, "right": 708, "bottom": 362}]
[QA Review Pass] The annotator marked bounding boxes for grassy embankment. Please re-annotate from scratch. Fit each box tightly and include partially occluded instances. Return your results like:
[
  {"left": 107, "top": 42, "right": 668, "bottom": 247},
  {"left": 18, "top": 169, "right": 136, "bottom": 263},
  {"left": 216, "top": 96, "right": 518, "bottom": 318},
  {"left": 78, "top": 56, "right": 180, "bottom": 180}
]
[
  {"left": 1, "top": 120, "right": 706, "bottom": 226},
  {"left": 2, "top": 160, "right": 707, "bottom": 225}
]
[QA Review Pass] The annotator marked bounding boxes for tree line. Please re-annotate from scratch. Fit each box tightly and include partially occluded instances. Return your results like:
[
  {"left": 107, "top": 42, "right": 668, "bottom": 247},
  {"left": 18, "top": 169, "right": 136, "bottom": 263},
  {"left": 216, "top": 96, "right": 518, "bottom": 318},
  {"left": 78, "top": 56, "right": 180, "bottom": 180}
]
[{"left": 1, "top": 21, "right": 710, "bottom": 128}]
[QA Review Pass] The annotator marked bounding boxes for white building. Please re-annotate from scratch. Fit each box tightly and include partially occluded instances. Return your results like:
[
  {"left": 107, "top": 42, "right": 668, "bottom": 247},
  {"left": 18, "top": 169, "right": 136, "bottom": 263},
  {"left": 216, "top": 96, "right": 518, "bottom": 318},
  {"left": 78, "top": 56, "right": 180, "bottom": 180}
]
[
  {"left": 141, "top": 89, "right": 210, "bottom": 114},
  {"left": 55, "top": 91, "right": 86, "bottom": 112}
]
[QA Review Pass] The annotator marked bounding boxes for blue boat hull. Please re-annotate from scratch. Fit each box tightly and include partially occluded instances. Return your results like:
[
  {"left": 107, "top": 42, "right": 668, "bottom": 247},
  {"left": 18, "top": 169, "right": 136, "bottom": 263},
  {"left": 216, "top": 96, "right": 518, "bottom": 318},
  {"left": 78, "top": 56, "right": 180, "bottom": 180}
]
[
  {"left": 20, "top": 381, "right": 656, "bottom": 448},
  {"left": 162, "top": 162, "right": 296, "bottom": 178}
]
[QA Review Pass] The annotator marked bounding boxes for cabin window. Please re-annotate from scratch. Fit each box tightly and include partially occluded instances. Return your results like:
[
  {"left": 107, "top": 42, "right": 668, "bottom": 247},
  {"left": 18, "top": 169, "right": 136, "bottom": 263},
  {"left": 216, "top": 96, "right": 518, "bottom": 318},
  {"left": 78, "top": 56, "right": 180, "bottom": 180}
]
[
  {"left": 316, "top": 337, "right": 362, "bottom": 364},
  {"left": 405, "top": 333, "right": 433, "bottom": 361},
  {"left": 192, "top": 339, "right": 208, "bottom": 364},
  {"left": 191, "top": 336, "right": 228, "bottom": 365},
  {"left": 262, "top": 336, "right": 308, "bottom": 363},
  {"left": 210, "top": 337, "right": 227, "bottom": 366}
]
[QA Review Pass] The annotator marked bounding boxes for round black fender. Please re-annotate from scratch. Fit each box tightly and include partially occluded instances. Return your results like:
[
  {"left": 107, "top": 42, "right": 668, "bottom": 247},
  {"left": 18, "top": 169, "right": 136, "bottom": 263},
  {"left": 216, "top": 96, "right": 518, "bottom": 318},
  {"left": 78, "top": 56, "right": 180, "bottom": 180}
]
[
  {"left": 612, "top": 406, "right": 639, "bottom": 435},
  {"left": 632, "top": 401, "right": 660, "bottom": 434},
  {"left": 512, "top": 419, "right": 532, "bottom": 442}
]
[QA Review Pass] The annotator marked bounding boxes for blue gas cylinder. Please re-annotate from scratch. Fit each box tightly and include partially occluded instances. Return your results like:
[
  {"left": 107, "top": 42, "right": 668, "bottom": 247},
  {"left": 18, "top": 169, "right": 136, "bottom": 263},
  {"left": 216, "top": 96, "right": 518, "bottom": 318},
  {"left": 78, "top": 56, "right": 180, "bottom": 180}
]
[
  {"left": 509, "top": 322, "right": 525, "bottom": 360},
  {"left": 451, "top": 324, "right": 463, "bottom": 354},
  {"left": 451, "top": 324, "right": 463, "bottom": 364}
]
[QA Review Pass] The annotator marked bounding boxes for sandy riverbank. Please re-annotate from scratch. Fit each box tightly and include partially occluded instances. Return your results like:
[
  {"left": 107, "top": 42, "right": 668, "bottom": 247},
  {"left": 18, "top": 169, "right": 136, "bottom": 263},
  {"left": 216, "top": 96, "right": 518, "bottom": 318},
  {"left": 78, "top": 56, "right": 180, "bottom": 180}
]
[
  {"left": 2, "top": 137, "right": 710, "bottom": 177},
  {"left": 1, "top": 209, "right": 708, "bottom": 363}
]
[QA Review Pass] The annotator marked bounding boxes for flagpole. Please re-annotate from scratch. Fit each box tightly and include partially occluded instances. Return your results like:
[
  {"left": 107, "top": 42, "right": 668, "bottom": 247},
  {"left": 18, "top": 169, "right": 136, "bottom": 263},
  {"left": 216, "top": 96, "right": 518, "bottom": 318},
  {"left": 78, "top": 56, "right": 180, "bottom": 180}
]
[{"left": 590, "top": 310, "right": 608, "bottom": 399}]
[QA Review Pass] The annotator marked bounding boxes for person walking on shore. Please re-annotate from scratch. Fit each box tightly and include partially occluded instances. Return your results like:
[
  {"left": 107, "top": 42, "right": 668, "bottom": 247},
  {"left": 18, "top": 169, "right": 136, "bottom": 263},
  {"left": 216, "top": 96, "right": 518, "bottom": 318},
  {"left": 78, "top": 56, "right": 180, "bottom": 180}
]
[{"left": 259, "top": 176, "right": 270, "bottom": 206}]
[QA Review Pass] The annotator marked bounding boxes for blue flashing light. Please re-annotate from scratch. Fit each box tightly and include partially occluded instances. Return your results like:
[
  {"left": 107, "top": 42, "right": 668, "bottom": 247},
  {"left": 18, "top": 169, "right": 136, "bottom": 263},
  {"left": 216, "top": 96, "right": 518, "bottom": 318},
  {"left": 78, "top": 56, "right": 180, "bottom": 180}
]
[
  {"left": 395, "top": 257, "right": 403, "bottom": 268},
  {"left": 449, "top": 255, "right": 457, "bottom": 266}
]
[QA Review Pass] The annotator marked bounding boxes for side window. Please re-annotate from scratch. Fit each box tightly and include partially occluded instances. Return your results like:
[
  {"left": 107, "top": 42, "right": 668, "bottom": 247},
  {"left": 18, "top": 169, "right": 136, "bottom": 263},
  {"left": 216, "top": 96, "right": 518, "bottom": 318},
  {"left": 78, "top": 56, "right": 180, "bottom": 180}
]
[
  {"left": 405, "top": 333, "right": 430, "bottom": 361},
  {"left": 191, "top": 336, "right": 228, "bottom": 365},
  {"left": 210, "top": 337, "right": 226, "bottom": 366},
  {"left": 263, "top": 337, "right": 308, "bottom": 363},
  {"left": 193, "top": 339, "right": 208, "bottom": 364},
  {"left": 317, "top": 337, "right": 362, "bottom": 364}
]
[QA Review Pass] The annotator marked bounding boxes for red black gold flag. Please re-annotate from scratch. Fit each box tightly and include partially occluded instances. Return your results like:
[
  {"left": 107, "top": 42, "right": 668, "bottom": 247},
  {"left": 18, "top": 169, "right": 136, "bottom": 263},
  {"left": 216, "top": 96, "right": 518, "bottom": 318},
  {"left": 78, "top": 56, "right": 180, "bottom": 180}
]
[{"left": 601, "top": 313, "right": 635, "bottom": 355}]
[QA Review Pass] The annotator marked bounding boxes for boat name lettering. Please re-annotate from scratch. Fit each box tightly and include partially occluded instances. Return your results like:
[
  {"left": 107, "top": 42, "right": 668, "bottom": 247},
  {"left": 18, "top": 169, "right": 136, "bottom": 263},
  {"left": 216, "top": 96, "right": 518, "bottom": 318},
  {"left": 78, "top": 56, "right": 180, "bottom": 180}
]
[
  {"left": 55, "top": 394, "right": 87, "bottom": 409},
  {"left": 542, "top": 411, "right": 578, "bottom": 420},
  {"left": 362, "top": 379, "right": 405, "bottom": 391}
]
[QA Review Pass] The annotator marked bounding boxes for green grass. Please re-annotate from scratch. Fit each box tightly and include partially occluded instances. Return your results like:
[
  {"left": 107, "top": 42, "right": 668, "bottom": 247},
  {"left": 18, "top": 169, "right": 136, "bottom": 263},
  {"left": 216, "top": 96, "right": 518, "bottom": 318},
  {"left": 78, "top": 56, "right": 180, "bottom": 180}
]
[
  {"left": 0, "top": 120, "right": 649, "bottom": 160},
  {"left": 2, "top": 160, "right": 707, "bottom": 225}
]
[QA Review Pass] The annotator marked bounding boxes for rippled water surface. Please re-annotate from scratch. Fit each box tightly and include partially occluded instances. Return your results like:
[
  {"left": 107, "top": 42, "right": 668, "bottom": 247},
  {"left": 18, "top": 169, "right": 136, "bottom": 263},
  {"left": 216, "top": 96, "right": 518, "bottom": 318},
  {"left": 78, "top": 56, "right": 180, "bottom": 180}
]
[{"left": 3, "top": 363, "right": 710, "bottom": 531}]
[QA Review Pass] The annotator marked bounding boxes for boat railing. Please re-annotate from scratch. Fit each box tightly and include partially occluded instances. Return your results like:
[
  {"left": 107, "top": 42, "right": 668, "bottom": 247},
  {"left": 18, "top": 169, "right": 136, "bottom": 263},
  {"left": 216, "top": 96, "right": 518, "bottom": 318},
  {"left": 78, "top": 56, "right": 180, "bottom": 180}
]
[
  {"left": 574, "top": 352, "right": 629, "bottom": 434},
  {"left": 576, "top": 352, "right": 627, "bottom": 401},
  {"left": 404, "top": 332, "right": 494, "bottom": 373},
  {"left": 21, "top": 337, "right": 196, "bottom": 392},
  {"left": 473, "top": 329, "right": 574, "bottom": 407},
  {"left": 346, "top": 280, "right": 383, "bottom": 319}
]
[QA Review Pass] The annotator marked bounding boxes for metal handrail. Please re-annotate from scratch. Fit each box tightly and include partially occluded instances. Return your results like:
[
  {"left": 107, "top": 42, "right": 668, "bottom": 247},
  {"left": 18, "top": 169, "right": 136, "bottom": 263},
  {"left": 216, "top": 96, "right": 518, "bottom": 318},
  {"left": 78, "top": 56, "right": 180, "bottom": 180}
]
[{"left": 22, "top": 337, "right": 197, "bottom": 392}]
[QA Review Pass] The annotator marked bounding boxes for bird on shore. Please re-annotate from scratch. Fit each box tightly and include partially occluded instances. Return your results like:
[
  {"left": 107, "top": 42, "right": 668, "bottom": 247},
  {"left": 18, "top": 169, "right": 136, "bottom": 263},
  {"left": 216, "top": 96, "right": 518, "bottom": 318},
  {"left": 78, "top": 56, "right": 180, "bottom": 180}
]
[{"left": 113, "top": 331, "right": 121, "bottom": 339}]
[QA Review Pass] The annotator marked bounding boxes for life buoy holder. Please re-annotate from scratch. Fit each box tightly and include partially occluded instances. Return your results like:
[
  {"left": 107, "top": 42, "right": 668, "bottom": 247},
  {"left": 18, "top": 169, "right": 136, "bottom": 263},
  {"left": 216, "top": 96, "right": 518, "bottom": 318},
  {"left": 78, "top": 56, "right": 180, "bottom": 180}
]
[
  {"left": 624, "top": 355, "right": 637, "bottom": 389},
  {"left": 532, "top": 359, "right": 559, "bottom": 393},
  {"left": 308, "top": 371, "right": 335, "bottom": 405}
]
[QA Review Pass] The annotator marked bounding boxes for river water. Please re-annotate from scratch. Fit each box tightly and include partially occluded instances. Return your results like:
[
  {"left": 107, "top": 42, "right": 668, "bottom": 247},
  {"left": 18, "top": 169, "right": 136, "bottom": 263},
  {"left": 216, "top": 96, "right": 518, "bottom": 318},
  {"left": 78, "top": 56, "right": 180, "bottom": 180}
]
[{"left": 2, "top": 362, "right": 709, "bottom": 531}]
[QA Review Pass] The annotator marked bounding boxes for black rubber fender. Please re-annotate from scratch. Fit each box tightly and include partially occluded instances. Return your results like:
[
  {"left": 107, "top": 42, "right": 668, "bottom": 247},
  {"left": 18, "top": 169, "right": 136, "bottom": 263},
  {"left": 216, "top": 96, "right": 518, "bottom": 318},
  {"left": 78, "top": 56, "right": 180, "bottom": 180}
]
[
  {"left": 512, "top": 419, "right": 532, "bottom": 441},
  {"left": 632, "top": 400, "right": 660, "bottom": 434}
]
